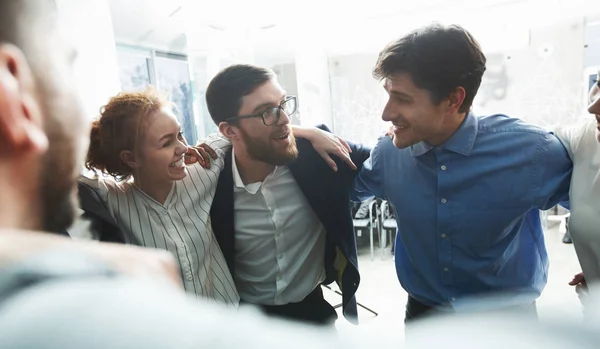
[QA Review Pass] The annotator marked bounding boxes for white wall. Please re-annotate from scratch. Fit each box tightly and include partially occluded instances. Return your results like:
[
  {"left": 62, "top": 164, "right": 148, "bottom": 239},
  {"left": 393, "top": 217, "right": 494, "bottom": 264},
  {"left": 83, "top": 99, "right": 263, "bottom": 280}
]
[
  {"left": 473, "top": 18, "right": 587, "bottom": 128},
  {"left": 55, "top": 0, "right": 121, "bottom": 120},
  {"left": 328, "top": 53, "right": 388, "bottom": 146}
]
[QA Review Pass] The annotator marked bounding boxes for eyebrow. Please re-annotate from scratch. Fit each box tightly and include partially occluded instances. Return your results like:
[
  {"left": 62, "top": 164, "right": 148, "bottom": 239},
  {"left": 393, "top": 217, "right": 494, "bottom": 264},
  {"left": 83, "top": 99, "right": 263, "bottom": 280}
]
[
  {"left": 389, "top": 89, "right": 413, "bottom": 100},
  {"left": 251, "top": 96, "right": 287, "bottom": 113},
  {"left": 159, "top": 134, "right": 173, "bottom": 142},
  {"left": 158, "top": 126, "right": 182, "bottom": 142}
]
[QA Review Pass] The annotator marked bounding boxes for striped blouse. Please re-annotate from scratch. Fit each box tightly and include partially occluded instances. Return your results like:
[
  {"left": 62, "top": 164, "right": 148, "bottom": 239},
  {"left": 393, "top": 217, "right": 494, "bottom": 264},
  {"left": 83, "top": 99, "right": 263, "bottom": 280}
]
[{"left": 80, "top": 136, "right": 239, "bottom": 307}]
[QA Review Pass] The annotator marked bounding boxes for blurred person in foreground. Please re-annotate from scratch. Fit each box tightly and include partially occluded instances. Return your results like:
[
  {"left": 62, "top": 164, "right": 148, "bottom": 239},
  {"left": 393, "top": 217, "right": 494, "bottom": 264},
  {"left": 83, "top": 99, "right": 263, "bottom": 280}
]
[{"left": 0, "top": 0, "right": 184, "bottom": 281}]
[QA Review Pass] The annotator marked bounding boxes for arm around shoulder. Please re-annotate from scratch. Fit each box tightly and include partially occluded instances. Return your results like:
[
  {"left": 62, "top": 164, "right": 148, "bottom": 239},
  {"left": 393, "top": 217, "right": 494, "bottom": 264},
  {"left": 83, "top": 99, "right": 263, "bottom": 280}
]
[{"left": 533, "top": 132, "right": 573, "bottom": 210}]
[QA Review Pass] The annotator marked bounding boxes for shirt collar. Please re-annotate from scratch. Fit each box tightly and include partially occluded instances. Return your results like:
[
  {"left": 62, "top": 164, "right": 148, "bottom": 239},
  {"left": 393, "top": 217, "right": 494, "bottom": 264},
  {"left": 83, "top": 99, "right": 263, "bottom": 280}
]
[
  {"left": 232, "top": 148, "right": 278, "bottom": 195},
  {"left": 410, "top": 112, "right": 479, "bottom": 157},
  {"left": 231, "top": 148, "right": 248, "bottom": 190}
]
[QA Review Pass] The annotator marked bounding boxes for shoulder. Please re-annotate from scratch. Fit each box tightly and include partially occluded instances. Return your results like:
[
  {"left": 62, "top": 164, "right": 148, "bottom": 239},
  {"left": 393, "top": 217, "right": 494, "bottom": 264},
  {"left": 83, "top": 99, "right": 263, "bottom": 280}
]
[
  {"left": 476, "top": 114, "right": 567, "bottom": 155},
  {"left": 477, "top": 114, "right": 550, "bottom": 138},
  {"left": 79, "top": 173, "right": 133, "bottom": 198},
  {"left": 554, "top": 119, "right": 595, "bottom": 157},
  {"left": 185, "top": 151, "right": 227, "bottom": 182},
  {"left": 372, "top": 135, "right": 400, "bottom": 160}
]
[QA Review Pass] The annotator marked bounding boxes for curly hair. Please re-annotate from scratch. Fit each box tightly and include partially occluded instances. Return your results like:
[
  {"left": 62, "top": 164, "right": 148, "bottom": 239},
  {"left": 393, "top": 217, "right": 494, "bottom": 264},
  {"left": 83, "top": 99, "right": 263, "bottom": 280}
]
[{"left": 85, "top": 87, "right": 168, "bottom": 181}]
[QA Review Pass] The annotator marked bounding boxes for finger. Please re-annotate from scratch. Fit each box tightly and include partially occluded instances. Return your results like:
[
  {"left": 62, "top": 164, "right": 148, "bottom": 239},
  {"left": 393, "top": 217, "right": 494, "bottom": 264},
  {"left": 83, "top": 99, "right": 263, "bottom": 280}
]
[
  {"left": 195, "top": 147, "right": 211, "bottom": 169},
  {"left": 569, "top": 274, "right": 584, "bottom": 286},
  {"left": 339, "top": 151, "right": 357, "bottom": 170},
  {"left": 184, "top": 148, "right": 200, "bottom": 164},
  {"left": 318, "top": 151, "right": 337, "bottom": 172},
  {"left": 337, "top": 137, "right": 352, "bottom": 153},
  {"left": 184, "top": 153, "right": 197, "bottom": 165},
  {"left": 199, "top": 144, "right": 218, "bottom": 159},
  {"left": 187, "top": 148, "right": 204, "bottom": 165}
]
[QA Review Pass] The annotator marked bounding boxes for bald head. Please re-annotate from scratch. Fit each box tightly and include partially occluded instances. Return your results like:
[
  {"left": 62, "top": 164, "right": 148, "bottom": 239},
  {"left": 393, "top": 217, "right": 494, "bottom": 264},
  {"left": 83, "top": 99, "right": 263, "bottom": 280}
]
[
  {"left": 0, "top": 1, "right": 56, "bottom": 44},
  {"left": 0, "top": 0, "right": 89, "bottom": 233}
]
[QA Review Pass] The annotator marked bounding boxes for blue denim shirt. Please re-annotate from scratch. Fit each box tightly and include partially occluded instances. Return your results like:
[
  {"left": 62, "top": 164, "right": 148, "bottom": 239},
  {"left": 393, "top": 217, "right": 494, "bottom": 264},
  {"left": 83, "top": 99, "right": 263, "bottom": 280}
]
[{"left": 354, "top": 113, "right": 572, "bottom": 311}]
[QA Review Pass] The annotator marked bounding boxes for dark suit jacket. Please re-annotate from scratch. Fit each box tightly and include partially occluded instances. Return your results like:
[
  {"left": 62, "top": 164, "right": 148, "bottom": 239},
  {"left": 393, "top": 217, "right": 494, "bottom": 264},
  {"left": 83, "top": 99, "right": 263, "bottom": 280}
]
[
  {"left": 210, "top": 125, "right": 371, "bottom": 323},
  {"left": 73, "top": 181, "right": 126, "bottom": 243}
]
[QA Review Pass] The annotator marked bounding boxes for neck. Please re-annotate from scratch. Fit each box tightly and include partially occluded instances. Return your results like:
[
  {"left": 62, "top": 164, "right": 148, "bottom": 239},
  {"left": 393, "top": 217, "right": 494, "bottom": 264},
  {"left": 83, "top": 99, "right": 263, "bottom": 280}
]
[
  {"left": 133, "top": 174, "right": 173, "bottom": 205},
  {"left": 0, "top": 166, "right": 42, "bottom": 231},
  {"left": 233, "top": 148, "right": 275, "bottom": 185},
  {"left": 426, "top": 112, "right": 467, "bottom": 146}
]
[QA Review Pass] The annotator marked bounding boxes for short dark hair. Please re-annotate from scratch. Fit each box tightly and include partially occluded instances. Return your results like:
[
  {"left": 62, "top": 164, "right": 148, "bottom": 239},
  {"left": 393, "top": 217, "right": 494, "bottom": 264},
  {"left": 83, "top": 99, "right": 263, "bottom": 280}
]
[
  {"left": 206, "top": 64, "right": 276, "bottom": 125},
  {"left": 373, "top": 24, "right": 486, "bottom": 113}
]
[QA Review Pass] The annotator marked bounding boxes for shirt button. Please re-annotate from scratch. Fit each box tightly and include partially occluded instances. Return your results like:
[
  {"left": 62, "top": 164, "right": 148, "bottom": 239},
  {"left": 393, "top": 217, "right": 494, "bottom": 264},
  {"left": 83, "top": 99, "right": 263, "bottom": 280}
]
[
  {"left": 277, "top": 254, "right": 283, "bottom": 260},
  {"left": 443, "top": 268, "right": 450, "bottom": 272},
  {"left": 441, "top": 198, "right": 447, "bottom": 204},
  {"left": 441, "top": 234, "right": 447, "bottom": 238},
  {"left": 440, "top": 165, "right": 447, "bottom": 171},
  {"left": 276, "top": 274, "right": 281, "bottom": 280},
  {"left": 451, "top": 297, "right": 456, "bottom": 302}
]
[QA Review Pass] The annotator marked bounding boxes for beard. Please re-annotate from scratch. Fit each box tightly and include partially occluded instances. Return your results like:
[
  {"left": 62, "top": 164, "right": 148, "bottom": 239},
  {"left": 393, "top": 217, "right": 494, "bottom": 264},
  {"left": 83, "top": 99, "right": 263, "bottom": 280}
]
[
  {"left": 36, "top": 83, "right": 82, "bottom": 234},
  {"left": 39, "top": 121, "right": 78, "bottom": 233},
  {"left": 239, "top": 128, "right": 299, "bottom": 166}
]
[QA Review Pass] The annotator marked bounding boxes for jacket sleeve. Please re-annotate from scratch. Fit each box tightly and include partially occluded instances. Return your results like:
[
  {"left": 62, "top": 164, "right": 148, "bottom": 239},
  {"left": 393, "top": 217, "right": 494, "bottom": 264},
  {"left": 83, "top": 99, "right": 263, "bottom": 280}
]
[{"left": 314, "top": 124, "right": 372, "bottom": 175}]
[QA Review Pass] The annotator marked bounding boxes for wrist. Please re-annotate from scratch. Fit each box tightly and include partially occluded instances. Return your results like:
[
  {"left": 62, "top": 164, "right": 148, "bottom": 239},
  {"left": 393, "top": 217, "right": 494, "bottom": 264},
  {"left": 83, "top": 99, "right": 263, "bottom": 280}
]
[{"left": 291, "top": 125, "right": 317, "bottom": 141}]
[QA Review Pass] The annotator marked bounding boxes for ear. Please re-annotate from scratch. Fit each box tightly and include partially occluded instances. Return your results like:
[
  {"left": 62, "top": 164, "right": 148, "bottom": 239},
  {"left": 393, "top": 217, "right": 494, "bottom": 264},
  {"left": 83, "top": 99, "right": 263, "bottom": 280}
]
[
  {"left": 218, "top": 122, "right": 239, "bottom": 141},
  {"left": 0, "top": 44, "right": 48, "bottom": 157},
  {"left": 446, "top": 86, "right": 467, "bottom": 113},
  {"left": 120, "top": 150, "right": 141, "bottom": 169}
]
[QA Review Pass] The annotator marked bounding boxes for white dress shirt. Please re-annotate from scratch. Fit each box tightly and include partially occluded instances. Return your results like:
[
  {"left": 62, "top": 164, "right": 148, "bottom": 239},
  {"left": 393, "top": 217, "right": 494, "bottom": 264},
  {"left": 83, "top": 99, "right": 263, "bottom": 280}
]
[
  {"left": 556, "top": 119, "right": 600, "bottom": 294},
  {"left": 79, "top": 136, "right": 239, "bottom": 307},
  {"left": 232, "top": 149, "right": 327, "bottom": 305}
]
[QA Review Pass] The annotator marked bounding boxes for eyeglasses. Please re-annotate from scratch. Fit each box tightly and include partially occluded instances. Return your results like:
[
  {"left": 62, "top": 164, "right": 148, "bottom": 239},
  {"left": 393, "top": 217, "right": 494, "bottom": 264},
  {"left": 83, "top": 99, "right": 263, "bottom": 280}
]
[{"left": 225, "top": 96, "right": 298, "bottom": 126}]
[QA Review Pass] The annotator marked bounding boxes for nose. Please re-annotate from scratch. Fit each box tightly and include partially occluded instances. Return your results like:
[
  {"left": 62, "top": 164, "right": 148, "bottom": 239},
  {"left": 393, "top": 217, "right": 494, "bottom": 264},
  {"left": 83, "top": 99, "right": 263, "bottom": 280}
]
[
  {"left": 588, "top": 92, "right": 600, "bottom": 116},
  {"left": 277, "top": 110, "right": 291, "bottom": 126},
  {"left": 381, "top": 99, "right": 395, "bottom": 122},
  {"left": 175, "top": 139, "right": 188, "bottom": 155}
]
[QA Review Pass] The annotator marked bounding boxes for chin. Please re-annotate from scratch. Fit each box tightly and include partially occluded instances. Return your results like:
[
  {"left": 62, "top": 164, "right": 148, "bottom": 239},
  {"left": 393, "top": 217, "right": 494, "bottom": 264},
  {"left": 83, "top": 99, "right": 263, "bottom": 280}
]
[
  {"left": 392, "top": 137, "right": 413, "bottom": 149},
  {"left": 168, "top": 166, "right": 188, "bottom": 181}
]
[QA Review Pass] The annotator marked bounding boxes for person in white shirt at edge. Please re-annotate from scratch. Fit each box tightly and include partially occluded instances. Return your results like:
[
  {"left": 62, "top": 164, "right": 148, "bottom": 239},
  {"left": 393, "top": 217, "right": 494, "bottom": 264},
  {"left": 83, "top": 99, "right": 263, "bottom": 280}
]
[
  {"left": 555, "top": 71, "right": 600, "bottom": 310},
  {"left": 79, "top": 88, "right": 355, "bottom": 307}
]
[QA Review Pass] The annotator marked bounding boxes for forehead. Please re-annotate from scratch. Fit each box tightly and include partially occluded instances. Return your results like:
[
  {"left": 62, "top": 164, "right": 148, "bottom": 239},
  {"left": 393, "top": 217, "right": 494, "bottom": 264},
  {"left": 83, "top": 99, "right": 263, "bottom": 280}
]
[
  {"left": 145, "top": 107, "right": 180, "bottom": 137},
  {"left": 384, "top": 73, "right": 421, "bottom": 94},
  {"left": 239, "top": 79, "right": 286, "bottom": 114}
]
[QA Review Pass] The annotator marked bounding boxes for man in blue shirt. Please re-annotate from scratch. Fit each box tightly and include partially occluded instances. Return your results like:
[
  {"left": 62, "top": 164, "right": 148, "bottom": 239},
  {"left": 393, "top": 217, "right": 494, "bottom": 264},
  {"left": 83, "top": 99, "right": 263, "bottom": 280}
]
[{"left": 354, "top": 24, "right": 572, "bottom": 323}]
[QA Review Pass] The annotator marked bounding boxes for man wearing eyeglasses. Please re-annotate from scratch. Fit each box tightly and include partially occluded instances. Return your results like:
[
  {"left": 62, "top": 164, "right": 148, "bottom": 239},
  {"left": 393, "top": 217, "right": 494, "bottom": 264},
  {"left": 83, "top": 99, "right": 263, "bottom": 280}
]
[{"left": 207, "top": 64, "right": 371, "bottom": 326}]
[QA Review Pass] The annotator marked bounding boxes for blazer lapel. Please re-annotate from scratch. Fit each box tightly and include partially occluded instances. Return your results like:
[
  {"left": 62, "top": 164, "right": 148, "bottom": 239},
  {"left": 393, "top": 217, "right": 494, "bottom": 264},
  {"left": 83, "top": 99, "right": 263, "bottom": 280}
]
[{"left": 210, "top": 149, "right": 236, "bottom": 275}]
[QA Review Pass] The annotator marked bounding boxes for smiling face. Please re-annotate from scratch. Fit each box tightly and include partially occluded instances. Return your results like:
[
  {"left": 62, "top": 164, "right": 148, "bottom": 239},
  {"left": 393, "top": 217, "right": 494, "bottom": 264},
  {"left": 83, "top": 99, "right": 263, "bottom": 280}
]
[
  {"left": 382, "top": 73, "right": 452, "bottom": 149},
  {"left": 134, "top": 107, "right": 189, "bottom": 183},
  {"left": 232, "top": 79, "right": 298, "bottom": 166}
]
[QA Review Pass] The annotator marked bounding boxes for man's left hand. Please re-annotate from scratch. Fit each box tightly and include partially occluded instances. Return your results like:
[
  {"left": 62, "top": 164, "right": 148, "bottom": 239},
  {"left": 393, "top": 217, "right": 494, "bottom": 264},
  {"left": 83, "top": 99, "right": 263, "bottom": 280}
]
[{"left": 184, "top": 144, "right": 218, "bottom": 169}]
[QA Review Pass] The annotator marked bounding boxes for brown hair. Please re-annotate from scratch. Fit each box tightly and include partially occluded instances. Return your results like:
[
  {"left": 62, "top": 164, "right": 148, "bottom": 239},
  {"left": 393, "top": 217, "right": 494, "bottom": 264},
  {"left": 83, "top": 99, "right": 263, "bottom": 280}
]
[
  {"left": 206, "top": 64, "right": 276, "bottom": 125},
  {"left": 85, "top": 87, "right": 167, "bottom": 181},
  {"left": 373, "top": 23, "right": 486, "bottom": 113}
]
